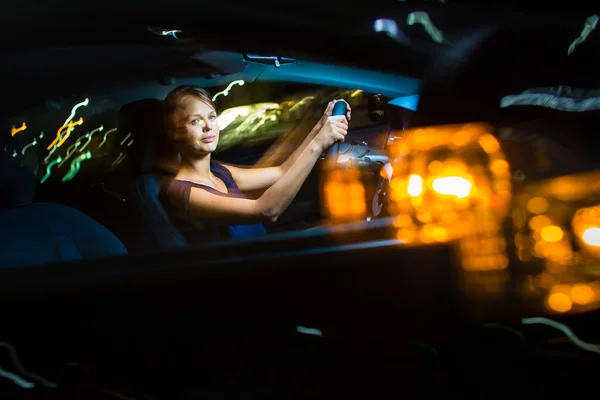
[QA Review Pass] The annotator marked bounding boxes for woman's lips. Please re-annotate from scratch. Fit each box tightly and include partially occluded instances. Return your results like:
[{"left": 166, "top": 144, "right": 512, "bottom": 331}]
[{"left": 200, "top": 135, "right": 216, "bottom": 143}]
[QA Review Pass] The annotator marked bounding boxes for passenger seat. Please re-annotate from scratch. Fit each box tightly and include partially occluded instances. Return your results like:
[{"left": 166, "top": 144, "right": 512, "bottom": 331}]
[{"left": 0, "top": 136, "right": 127, "bottom": 268}]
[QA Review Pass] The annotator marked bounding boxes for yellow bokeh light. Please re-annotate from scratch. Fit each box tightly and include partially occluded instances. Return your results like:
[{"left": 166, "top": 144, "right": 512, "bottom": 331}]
[
  {"left": 517, "top": 192, "right": 600, "bottom": 307},
  {"left": 478, "top": 133, "right": 500, "bottom": 154},
  {"left": 527, "top": 197, "right": 549, "bottom": 214},
  {"left": 533, "top": 240, "right": 548, "bottom": 258},
  {"left": 547, "top": 292, "right": 572, "bottom": 313},
  {"left": 416, "top": 211, "right": 432, "bottom": 223},
  {"left": 396, "top": 228, "right": 416, "bottom": 243},
  {"left": 528, "top": 215, "right": 552, "bottom": 230},
  {"left": 407, "top": 174, "right": 423, "bottom": 196},
  {"left": 428, "top": 160, "right": 442, "bottom": 173},
  {"left": 390, "top": 177, "right": 404, "bottom": 191},
  {"left": 418, "top": 225, "right": 437, "bottom": 244},
  {"left": 490, "top": 159, "right": 510, "bottom": 176},
  {"left": 550, "top": 284, "right": 571, "bottom": 294},
  {"left": 572, "top": 206, "right": 600, "bottom": 257},
  {"left": 431, "top": 176, "right": 472, "bottom": 199},
  {"left": 540, "top": 225, "right": 564, "bottom": 243},
  {"left": 440, "top": 210, "right": 459, "bottom": 223},
  {"left": 571, "top": 284, "right": 595, "bottom": 305},
  {"left": 431, "top": 227, "right": 448, "bottom": 242},
  {"left": 461, "top": 253, "right": 508, "bottom": 271},
  {"left": 393, "top": 215, "right": 413, "bottom": 228},
  {"left": 322, "top": 168, "right": 366, "bottom": 221},
  {"left": 582, "top": 227, "right": 600, "bottom": 246},
  {"left": 451, "top": 127, "right": 476, "bottom": 147},
  {"left": 387, "top": 122, "right": 511, "bottom": 274}
]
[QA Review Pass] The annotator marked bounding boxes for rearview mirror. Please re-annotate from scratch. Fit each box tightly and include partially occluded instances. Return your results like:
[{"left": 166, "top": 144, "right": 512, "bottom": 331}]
[{"left": 242, "top": 54, "right": 295, "bottom": 67}]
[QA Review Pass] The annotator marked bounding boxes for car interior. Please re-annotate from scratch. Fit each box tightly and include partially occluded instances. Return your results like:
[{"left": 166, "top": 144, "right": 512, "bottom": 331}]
[
  {"left": 3, "top": 47, "right": 419, "bottom": 259},
  {"left": 2, "top": 1, "right": 600, "bottom": 398}
]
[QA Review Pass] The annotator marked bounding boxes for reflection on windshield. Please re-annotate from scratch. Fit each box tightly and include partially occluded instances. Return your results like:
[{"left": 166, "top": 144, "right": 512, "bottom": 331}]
[
  {"left": 6, "top": 96, "right": 128, "bottom": 184},
  {"left": 216, "top": 88, "right": 365, "bottom": 151},
  {"left": 5, "top": 87, "right": 368, "bottom": 184}
]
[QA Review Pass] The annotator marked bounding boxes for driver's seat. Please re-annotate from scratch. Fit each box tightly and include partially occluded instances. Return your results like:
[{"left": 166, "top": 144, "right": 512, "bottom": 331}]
[{"left": 118, "top": 99, "right": 186, "bottom": 253}]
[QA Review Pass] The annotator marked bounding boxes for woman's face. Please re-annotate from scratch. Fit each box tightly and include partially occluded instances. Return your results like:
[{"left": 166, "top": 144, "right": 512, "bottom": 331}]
[{"left": 169, "top": 95, "right": 220, "bottom": 156}]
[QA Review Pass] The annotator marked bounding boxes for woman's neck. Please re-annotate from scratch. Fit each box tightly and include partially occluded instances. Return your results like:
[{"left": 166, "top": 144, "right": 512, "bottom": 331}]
[{"left": 177, "top": 153, "right": 213, "bottom": 181}]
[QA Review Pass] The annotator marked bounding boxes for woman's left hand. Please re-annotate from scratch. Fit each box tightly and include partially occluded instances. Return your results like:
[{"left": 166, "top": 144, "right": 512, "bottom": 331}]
[{"left": 320, "top": 99, "right": 352, "bottom": 127}]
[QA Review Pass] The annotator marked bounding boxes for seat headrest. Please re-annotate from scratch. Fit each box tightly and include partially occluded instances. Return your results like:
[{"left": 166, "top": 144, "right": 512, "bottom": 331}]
[
  {"left": 118, "top": 99, "right": 177, "bottom": 175},
  {"left": 0, "top": 130, "right": 38, "bottom": 207}
]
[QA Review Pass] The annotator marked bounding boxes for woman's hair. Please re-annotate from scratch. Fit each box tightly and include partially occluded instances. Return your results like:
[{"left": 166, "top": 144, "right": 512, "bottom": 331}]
[{"left": 163, "top": 85, "right": 216, "bottom": 132}]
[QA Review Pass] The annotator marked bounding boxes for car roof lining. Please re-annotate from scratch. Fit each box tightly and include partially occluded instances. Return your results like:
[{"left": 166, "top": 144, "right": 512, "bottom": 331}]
[
  {"left": 159, "top": 51, "right": 422, "bottom": 100},
  {"left": 3, "top": 49, "right": 422, "bottom": 118}
]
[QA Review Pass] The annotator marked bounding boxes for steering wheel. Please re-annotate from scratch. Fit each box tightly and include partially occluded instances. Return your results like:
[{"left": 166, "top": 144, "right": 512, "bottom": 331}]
[
  {"left": 323, "top": 100, "right": 391, "bottom": 218},
  {"left": 324, "top": 100, "right": 349, "bottom": 165}
]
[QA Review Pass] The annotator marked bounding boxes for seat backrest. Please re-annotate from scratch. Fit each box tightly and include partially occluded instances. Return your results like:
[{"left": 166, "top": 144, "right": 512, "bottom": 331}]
[
  {"left": 0, "top": 203, "right": 127, "bottom": 268},
  {"left": 0, "top": 136, "right": 127, "bottom": 268},
  {"left": 117, "top": 99, "right": 186, "bottom": 252},
  {"left": 1, "top": 125, "right": 37, "bottom": 208},
  {"left": 117, "top": 98, "right": 179, "bottom": 175},
  {"left": 128, "top": 172, "right": 187, "bottom": 250}
]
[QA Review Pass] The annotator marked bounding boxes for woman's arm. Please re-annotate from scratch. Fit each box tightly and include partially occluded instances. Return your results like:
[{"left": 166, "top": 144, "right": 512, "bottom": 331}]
[
  {"left": 223, "top": 122, "right": 321, "bottom": 193},
  {"left": 224, "top": 100, "right": 351, "bottom": 193},
  {"left": 177, "top": 115, "right": 348, "bottom": 224},
  {"left": 254, "top": 109, "right": 323, "bottom": 168}
]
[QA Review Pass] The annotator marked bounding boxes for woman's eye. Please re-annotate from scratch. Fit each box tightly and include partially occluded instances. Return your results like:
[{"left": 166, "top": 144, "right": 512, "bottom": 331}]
[
  {"left": 209, "top": 115, "right": 217, "bottom": 121},
  {"left": 191, "top": 119, "right": 200, "bottom": 125}
]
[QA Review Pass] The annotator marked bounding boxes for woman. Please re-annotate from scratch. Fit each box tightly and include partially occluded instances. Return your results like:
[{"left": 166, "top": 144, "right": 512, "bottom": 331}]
[{"left": 159, "top": 85, "right": 350, "bottom": 243}]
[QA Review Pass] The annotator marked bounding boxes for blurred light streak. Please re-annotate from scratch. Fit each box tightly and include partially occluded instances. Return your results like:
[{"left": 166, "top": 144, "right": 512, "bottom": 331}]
[
  {"left": 11, "top": 122, "right": 26, "bottom": 137},
  {"left": 212, "top": 80, "right": 245, "bottom": 101}
]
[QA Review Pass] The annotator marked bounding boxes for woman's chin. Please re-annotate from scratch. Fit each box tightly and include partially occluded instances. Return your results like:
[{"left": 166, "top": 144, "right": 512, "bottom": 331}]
[
  {"left": 207, "top": 141, "right": 219, "bottom": 153},
  {"left": 185, "top": 145, "right": 217, "bottom": 158},
  {"left": 203, "top": 142, "right": 218, "bottom": 153}
]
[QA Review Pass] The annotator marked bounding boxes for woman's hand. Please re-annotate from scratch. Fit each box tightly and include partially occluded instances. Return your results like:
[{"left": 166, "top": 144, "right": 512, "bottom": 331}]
[
  {"left": 313, "top": 115, "right": 348, "bottom": 153},
  {"left": 320, "top": 99, "right": 352, "bottom": 127}
]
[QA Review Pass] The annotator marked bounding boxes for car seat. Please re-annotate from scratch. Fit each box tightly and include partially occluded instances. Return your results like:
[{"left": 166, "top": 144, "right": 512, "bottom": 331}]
[
  {"left": 117, "top": 99, "right": 186, "bottom": 252},
  {"left": 0, "top": 135, "right": 127, "bottom": 268}
]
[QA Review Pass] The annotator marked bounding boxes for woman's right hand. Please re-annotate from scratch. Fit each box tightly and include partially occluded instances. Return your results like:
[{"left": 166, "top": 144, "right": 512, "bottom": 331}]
[{"left": 313, "top": 115, "right": 348, "bottom": 153}]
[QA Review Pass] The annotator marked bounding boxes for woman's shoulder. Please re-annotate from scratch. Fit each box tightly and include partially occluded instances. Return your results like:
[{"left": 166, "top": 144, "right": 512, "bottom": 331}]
[
  {"left": 161, "top": 176, "right": 190, "bottom": 192},
  {"left": 210, "top": 160, "right": 234, "bottom": 179},
  {"left": 210, "top": 161, "right": 245, "bottom": 196},
  {"left": 160, "top": 178, "right": 207, "bottom": 210},
  {"left": 160, "top": 161, "right": 240, "bottom": 199}
]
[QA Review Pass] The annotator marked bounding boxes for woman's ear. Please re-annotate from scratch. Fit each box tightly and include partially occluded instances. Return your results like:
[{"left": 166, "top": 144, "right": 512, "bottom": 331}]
[
  {"left": 164, "top": 117, "right": 182, "bottom": 141},
  {"left": 162, "top": 108, "right": 180, "bottom": 140}
]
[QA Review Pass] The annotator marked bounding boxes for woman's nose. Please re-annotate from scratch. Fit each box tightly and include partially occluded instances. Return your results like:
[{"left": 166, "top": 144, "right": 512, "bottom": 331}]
[{"left": 202, "top": 122, "right": 212, "bottom": 132}]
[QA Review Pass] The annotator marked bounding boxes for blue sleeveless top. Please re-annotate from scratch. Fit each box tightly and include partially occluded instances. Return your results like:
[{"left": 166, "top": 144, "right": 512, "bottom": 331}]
[{"left": 160, "top": 162, "right": 267, "bottom": 244}]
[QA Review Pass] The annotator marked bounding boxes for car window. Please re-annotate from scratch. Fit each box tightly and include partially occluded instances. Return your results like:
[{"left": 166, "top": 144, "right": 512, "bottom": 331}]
[
  {"left": 212, "top": 83, "right": 389, "bottom": 156},
  {"left": 1, "top": 75, "right": 396, "bottom": 269}
]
